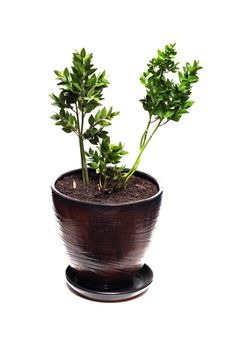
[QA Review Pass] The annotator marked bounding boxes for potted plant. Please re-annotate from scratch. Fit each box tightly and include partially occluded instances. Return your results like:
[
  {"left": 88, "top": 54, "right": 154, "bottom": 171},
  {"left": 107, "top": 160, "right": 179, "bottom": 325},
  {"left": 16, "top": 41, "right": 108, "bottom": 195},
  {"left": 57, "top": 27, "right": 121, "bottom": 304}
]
[{"left": 50, "top": 44, "right": 201, "bottom": 301}]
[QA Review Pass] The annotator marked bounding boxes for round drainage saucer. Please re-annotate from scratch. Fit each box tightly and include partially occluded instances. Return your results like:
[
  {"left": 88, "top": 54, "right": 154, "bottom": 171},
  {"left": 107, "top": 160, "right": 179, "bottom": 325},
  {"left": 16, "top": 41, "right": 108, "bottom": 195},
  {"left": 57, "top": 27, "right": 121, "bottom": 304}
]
[{"left": 65, "top": 264, "right": 153, "bottom": 302}]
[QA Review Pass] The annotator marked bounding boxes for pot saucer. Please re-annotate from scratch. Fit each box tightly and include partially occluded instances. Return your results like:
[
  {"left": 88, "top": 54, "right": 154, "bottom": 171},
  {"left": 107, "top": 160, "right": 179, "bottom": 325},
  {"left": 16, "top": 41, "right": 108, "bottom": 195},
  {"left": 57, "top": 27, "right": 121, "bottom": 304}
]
[{"left": 66, "top": 264, "right": 153, "bottom": 302}]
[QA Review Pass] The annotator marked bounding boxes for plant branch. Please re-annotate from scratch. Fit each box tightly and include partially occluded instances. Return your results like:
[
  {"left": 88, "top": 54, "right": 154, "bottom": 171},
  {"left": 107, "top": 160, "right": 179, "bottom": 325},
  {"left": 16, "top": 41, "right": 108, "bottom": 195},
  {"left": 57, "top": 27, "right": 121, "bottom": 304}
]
[
  {"left": 123, "top": 120, "right": 162, "bottom": 184},
  {"left": 81, "top": 110, "right": 85, "bottom": 134},
  {"left": 140, "top": 115, "right": 152, "bottom": 148},
  {"left": 151, "top": 117, "right": 160, "bottom": 123},
  {"left": 74, "top": 103, "right": 80, "bottom": 130},
  {"left": 160, "top": 119, "right": 170, "bottom": 126},
  {"left": 74, "top": 102, "right": 89, "bottom": 186}
]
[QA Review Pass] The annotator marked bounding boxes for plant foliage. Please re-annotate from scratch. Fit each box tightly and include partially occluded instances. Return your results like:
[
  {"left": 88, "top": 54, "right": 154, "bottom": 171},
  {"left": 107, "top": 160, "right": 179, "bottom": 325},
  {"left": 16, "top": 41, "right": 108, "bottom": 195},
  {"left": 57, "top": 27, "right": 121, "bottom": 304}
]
[
  {"left": 123, "top": 43, "right": 202, "bottom": 183},
  {"left": 50, "top": 49, "right": 127, "bottom": 188},
  {"left": 50, "top": 44, "right": 202, "bottom": 190}
]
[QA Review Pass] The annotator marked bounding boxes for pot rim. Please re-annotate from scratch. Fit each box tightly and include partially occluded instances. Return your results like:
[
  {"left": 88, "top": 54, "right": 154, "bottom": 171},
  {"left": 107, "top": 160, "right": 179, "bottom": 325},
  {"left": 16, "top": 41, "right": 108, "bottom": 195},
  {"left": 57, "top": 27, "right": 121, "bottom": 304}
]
[{"left": 51, "top": 168, "right": 163, "bottom": 207}]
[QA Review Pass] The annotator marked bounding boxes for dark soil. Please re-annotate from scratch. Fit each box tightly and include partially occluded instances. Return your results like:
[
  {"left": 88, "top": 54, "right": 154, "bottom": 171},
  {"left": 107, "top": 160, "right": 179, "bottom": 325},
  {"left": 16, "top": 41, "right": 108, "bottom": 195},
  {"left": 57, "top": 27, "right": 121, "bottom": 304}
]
[{"left": 55, "top": 173, "right": 158, "bottom": 204}]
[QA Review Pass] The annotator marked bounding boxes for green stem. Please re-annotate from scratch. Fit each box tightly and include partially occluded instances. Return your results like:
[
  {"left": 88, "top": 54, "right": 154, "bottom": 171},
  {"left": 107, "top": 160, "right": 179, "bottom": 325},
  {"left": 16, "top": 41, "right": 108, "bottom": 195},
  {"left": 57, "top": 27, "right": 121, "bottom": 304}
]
[
  {"left": 81, "top": 110, "right": 85, "bottom": 134},
  {"left": 140, "top": 116, "right": 151, "bottom": 148},
  {"left": 74, "top": 103, "right": 89, "bottom": 187},
  {"left": 123, "top": 120, "right": 162, "bottom": 185},
  {"left": 78, "top": 134, "right": 89, "bottom": 186}
]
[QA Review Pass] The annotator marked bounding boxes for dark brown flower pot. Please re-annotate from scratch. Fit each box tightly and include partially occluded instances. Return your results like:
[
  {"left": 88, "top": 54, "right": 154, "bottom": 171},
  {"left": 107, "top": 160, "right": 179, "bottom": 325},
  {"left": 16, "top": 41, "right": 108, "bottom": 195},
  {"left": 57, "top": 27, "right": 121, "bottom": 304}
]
[{"left": 51, "top": 169, "right": 162, "bottom": 296}]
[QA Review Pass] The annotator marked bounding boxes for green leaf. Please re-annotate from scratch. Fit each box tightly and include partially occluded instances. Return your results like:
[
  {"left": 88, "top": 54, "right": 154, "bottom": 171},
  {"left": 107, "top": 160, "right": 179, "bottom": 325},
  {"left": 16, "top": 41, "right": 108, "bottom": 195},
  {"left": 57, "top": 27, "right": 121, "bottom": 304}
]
[
  {"left": 55, "top": 121, "right": 64, "bottom": 126},
  {"left": 184, "top": 100, "right": 195, "bottom": 108},
  {"left": 50, "top": 114, "right": 60, "bottom": 120},
  {"left": 178, "top": 71, "right": 183, "bottom": 81},
  {"left": 89, "top": 128, "right": 98, "bottom": 136},
  {"left": 99, "top": 120, "right": 111, "bottom": 127},
  {"left": 59, "top": 108, "right": 65, "bottom": 118},
  {"left": 80, "top": 48, "right": 86, "bottom": 58},
  {"left": 73, "top": 83, "right": 82, "bottom": 91},
  {"left": 140, "top": 75, "right": 147, "bottom": 86},
  {"left": 62, "top": 127, "right": 72, "bottom": 133},
  {"left": 188, "top": 75, "right": 199, "bottom": 83},
  {"left": 90, "top": 162, "right": 98, "bottom": 169},
  {"left": 64, "top": 68, "right": 69, "bottom": 79},
  {"left": 85, "top": 100, "right": 100, "bottom": 113},
  {"left": 99, "top": 130, "right": 108, "bottom": 138},
  {"left": 171, "top": 114, "right": 182, "bottom": 122},
  {"left": 111, "top": 111, "right": 120, "bottom": 117},
  {"left": 164, "top": 110, "right": 175, "bottom": 118},
  {"left": 73, "top": 60, "right": 84, "bottom": 74},
  {"left": 102, "top": 107, "right": 107, "bottom": 117},
  {"left": 89, "top": 137, "right": 99, "bottom": 145},
  {"left": 86, "top": 74, "right": 96, "bottom": 87},
  {"left": 54, "top": 70, "right": 63, "bottom": 78},
  {"left": 157, "top": 50, "right": 165, "bottom": 59},
  {"left": 83, "top": 53, "right": 92, "bottom": 66},
  {"left": 88, "top": 115, "right": 94, "bottom": 126},
  {"left": 87, "top": 87, "right": 95, "bottom": 98},
  {"left": 67, "top": 114, "right": 76, "bottom": 128}
]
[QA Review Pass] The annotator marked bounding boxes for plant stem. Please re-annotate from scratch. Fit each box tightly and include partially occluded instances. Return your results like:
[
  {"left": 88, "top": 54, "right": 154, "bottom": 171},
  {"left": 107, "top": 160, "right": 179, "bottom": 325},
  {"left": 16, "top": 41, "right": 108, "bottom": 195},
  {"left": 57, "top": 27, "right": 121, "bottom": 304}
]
[
  {"left": 78, "top": 134, "right": 89, "bottom": 186},
  {"left": 123, "top": 120, "right": 162, "bottom": 185},
  {"left": 140, "top": 116, "right": 151, "bottom": 148},
  {"left": 81, "top": 110, "right": 85, "bottom": 134},
  {"left": 74, "top": 103, "right": 89, "bottom": 186}
]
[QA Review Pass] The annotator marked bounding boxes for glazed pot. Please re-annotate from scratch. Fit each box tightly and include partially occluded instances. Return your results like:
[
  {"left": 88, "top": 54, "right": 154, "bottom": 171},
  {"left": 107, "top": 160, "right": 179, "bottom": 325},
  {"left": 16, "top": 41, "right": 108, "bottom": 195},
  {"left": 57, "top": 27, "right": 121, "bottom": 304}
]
[{"left": 51, "top": 169, "right": 162, "bottom": 290}]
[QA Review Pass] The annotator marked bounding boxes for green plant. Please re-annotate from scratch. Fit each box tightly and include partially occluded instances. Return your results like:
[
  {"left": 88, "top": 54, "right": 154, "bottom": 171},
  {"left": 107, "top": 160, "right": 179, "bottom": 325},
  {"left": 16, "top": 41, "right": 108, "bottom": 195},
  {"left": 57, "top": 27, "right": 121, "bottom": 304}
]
[
  {"left": 50, "top": 44, "right": 202, "bottom": 190},
  {"left": 123, "top": 43, "right": 202, "bottom": 184},
  {"left": 50, "top": 49, "right": 126, "bottom": 187},
  {"left": 86, "top": 137, "right": 127, "bottom": 191}
]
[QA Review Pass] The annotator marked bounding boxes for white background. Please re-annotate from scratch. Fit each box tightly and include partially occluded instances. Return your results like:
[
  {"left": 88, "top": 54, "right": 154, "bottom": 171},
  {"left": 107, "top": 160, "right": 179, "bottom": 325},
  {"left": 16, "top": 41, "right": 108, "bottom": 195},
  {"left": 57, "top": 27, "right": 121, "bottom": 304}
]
[{"left": 0, "top": 0, "right": 233, "bottom": 349}]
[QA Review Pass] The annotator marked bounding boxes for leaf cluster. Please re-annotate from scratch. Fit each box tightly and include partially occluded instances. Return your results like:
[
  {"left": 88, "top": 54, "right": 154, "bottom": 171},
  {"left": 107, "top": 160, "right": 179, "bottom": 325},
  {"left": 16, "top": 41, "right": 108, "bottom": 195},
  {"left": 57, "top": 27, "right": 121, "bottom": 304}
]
[
  {"left": 51, "top": 48, "right": 109, "bottom": 110},
  {"left": 50, "top": 108, "right": 77, "bottom": 133},
  {"left": 140, "top": 43, "right": 202, "bottom": 123},
  {"left": 84, "top": 107, "right": 119, "bottom": 144},
  {"left": 50, "top": 48, "right": 110, "bottom": 133},
  {"left": 86, "top": 137, "right": 127, "bottom": 189},
  {"left": 50, "top": 48, "right": 127, "bottom": 190}
]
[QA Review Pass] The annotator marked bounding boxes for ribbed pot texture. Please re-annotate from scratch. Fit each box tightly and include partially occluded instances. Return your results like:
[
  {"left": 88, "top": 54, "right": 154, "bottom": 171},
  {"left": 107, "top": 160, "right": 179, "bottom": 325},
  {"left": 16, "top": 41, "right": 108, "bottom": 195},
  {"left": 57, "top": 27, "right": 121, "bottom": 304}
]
[{"left": 52, "top": 169, "right": 163, "bottom": 290}]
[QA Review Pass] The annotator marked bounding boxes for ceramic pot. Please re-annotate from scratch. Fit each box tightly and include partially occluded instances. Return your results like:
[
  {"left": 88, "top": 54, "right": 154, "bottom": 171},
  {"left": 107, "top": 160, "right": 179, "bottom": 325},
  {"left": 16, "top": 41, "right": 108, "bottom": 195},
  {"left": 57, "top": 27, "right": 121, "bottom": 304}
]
[{"left": 51, "top": 169, "right": 162, "bottom": 290}]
